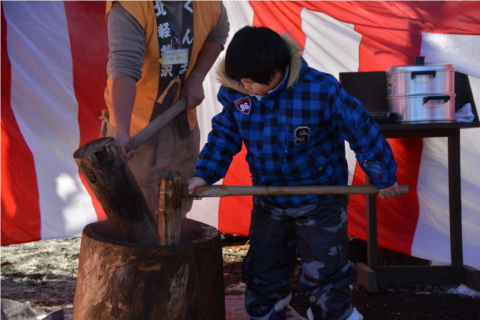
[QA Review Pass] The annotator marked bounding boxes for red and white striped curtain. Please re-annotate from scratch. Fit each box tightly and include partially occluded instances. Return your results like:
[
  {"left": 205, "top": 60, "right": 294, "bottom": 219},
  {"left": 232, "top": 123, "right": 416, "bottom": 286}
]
[{"left": 2, "top": 1, "right": 480, "bottom": 271}]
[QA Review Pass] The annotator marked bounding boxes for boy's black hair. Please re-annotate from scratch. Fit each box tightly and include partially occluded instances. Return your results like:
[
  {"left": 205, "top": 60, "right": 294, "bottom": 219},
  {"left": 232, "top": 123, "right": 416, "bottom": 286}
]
[{"left": 224, "top": 26, "right": 291, "bottom": 85}]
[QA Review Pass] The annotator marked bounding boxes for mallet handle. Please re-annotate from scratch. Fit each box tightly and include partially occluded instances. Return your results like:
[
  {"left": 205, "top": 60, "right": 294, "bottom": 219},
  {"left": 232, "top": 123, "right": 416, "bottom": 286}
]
[
  {"left": 127, "top": 97, "right": 187, "bottom": 151},
  {"left": 183, "top": 184, "right": 409, "bottom": 198}
]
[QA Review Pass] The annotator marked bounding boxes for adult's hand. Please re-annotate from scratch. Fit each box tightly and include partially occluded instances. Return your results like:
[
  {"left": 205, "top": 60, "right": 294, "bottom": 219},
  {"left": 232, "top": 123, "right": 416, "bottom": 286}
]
[
  {"left": 378, "top": 182, "right": 400, "bottom": 199},
  {"left": 114, "top": 130, "right": 135, "bottom": 161},
  {"left": 181, "top": 75, "right": 205, "bottom": 110}
]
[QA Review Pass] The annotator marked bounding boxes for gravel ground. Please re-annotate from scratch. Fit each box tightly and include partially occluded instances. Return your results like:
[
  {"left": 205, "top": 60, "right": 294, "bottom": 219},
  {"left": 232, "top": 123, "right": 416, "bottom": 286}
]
[{"left": 1, "top": 238, "right": 80, "bottom": 319}]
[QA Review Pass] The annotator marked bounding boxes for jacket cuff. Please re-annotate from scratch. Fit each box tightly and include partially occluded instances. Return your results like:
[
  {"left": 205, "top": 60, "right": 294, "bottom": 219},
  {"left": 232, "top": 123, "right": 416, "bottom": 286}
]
[{"left": 195, "top": 172, "right": 218, "bottom": 186}]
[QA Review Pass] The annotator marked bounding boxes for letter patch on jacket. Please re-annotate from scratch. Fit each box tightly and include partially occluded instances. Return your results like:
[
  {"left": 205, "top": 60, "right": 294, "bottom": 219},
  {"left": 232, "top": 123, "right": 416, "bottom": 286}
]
[
  {"left": 294, "top": 126, "right": 311, "bottom": 145},
  {"left": 234, "top": 97, "right": 252, "bottom": 115}
]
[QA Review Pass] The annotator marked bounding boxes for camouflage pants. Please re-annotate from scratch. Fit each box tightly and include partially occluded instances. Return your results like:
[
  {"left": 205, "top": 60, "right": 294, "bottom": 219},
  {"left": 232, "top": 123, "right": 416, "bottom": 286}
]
[{"left": 243, "top": 196, "right": 358, "bottom": 320}]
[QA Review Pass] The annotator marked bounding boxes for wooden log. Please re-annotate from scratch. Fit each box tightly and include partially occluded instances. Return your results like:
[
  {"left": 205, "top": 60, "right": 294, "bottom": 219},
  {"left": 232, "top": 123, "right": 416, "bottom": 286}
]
[
  {"left": 157, "top": 172, "right": 183, "bottom": 245},
  {"left": 73, "top": 219, "right": 226, "bottom": 320},
  {"left": 73, "top": 97, "right": 187, "bottom": 245},
  {"left": 73, "top": 137, "right": 158, "bottom": 246},
  {"left": 182, "top": 184, "right": 409, "bottom": 198}
]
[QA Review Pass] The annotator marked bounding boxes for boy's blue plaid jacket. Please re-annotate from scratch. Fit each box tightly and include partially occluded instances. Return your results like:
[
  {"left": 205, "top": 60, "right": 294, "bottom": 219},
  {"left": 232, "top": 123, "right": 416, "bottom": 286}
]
[{"left": 195, "top": 36, "right": 397, "bottom": 208}]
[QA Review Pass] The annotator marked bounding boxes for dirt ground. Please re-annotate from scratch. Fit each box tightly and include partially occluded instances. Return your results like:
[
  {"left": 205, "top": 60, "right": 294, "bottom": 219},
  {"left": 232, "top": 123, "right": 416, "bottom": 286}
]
[
  {"left": 2, "top": 235, "right": 480, "bottom": 320},
  {"left": 222, "top": 236, "right": 480, "bottom": 320}
]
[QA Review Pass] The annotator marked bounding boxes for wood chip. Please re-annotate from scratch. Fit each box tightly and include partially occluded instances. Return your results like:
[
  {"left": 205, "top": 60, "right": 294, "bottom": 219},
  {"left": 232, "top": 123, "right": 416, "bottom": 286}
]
[{"left": 24, "top": 289, "right": 38, "bottom": 293}]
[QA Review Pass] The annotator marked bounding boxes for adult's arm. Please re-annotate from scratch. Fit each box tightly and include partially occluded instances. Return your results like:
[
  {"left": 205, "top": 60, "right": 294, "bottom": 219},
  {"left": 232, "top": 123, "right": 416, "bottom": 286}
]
[
  {"left": 204, "top": 2, "right": 229, "bottom": 47},
  {"left": 111, "top": 76, "right": 137, "bottom": 160},
  {"left": 106, "top": 2, "right": 145, "bottom": 159},
  {"left": 182, "top": 41, "right": 224, "bottom": 109},
  {"left": 181, "top": 2, "right": 229, "bottom": 109}
]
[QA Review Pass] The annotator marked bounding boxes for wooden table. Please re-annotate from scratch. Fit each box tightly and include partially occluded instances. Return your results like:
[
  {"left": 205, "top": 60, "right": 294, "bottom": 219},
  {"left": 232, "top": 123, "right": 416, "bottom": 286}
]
[
  {"left": 356, "top": 120, "right": 480, "bottom": 292},
  {"left": 339, "top": 70, "right": 480, "bottom": 291}
]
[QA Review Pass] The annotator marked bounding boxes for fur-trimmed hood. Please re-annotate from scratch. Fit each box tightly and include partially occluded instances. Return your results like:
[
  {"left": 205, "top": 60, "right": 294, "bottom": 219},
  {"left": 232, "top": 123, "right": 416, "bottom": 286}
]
[{"left": 216, "top": 34, "right": 303, "bottom": 94}]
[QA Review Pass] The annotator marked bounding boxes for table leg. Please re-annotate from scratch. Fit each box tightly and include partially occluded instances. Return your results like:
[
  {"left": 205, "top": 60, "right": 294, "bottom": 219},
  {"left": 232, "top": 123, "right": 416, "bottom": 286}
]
[
  {"left": 448, "top": 129, "right": 463, "bottom": 284},
  {"left": 356, "top": 177, "right": 379, "bottom": 292}
]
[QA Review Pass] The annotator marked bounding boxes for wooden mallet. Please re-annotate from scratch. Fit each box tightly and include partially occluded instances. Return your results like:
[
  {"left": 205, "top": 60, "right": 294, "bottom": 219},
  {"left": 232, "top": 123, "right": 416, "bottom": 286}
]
[{"left": 73, "top": 98, "right": 187, "bottom": 246}]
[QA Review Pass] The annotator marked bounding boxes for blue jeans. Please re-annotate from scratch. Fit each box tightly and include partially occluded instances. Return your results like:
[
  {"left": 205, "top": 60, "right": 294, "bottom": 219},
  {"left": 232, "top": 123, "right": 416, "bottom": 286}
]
[{"left": 243, "top": 196, "right": 357, "bottom": 320}]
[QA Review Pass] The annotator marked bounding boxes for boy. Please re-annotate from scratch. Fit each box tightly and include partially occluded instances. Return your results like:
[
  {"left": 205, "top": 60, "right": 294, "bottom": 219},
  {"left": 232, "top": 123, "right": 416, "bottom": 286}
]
[{"left": 187, "top": 26, "right": 400, "bottom": 320}]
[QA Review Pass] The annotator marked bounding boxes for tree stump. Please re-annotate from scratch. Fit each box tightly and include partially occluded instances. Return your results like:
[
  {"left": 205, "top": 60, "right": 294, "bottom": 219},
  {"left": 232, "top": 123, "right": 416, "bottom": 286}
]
[{"left": 73, "top": 219, "right": 226, "bottom": 320}]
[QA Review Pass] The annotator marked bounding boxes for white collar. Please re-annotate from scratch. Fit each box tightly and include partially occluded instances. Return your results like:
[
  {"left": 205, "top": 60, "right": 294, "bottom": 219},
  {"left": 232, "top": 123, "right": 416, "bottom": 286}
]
[{"left": 249, "top": 66, "right": 290, "bottom": 101}]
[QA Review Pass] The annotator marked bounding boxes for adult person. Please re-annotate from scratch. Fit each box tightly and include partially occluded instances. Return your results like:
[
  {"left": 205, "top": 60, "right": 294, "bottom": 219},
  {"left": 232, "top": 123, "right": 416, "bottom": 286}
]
[
  {"left": 187, "top": 26, "right": 400, "bottom": 320},
  {"left": 101, "top": 1, "right": 229, "bottom": 218}
]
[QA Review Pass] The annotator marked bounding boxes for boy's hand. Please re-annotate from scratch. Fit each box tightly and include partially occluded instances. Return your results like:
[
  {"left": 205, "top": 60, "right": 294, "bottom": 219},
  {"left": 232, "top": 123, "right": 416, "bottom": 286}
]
[
  {"left": 185, "top": 177, "right": 207, "bottom": 200},
  {"left": 378, "top": 182, "right": 400, "bottom": 199}
]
